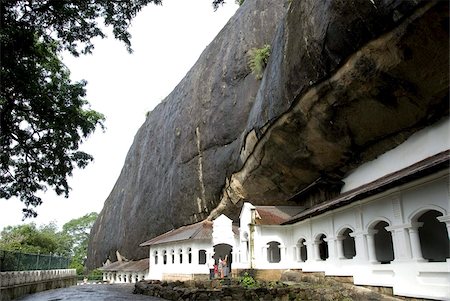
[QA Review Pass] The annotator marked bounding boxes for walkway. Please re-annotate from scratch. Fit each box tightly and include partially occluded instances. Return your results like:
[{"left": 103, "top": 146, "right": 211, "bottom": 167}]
[{"left": 16, "top": 283, "right": 167, "bottom": 301}]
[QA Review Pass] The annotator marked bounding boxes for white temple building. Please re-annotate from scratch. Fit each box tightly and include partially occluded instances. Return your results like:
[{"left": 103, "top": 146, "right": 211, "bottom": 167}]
[
  {"left": 99, "top": 258, "right": 148, "bottom": 284},
  {"left": 137, "top": 118, "right": 449, "bottom": 300}
]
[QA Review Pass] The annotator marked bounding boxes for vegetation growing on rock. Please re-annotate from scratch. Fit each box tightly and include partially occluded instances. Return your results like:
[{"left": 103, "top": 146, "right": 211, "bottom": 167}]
[{"left": 248, "top": 45, "right": 271, "bottom": 80}]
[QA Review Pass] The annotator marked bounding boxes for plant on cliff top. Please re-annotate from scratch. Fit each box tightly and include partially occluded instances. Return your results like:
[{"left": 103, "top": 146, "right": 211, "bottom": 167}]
[{"left": 248, "top": 44, "right": 271, "bottom": 80}]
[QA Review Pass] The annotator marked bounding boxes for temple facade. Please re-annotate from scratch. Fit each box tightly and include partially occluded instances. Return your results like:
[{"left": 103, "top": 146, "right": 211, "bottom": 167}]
[
  {"left": 99, "top": 258, "right": 148, "bottom": 284},
  {"left": 138, "top": 119, "right": 449, "bottom": 300}
]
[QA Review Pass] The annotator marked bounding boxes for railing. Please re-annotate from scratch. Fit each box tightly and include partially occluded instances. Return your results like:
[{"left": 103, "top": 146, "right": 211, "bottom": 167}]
[{"left": 0, "top": 250, "right": 70, "bottom": 272}]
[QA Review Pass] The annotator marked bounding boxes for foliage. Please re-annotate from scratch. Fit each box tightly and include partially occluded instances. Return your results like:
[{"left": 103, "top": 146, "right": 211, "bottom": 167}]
[
  {"left": 239, "top": 272, "right": 258, "bottom": 288},
  {"left": 212, "top": 0, "right": 226, "bottom": 10},
  {"left": 1, "top": 0, "right": 236, "bottom": 217},
  {"left": 0, "top": 1, "right": 165, "bottom": 218},
  {"left": 248, "top": 45, "right": 271, "bottom": 80},
  {"left": 236, "top": 0, "right": 245, "bottom": 6},
  {"left": 0, "top": 222, "right": 69, "bottom": 255},
  {"left": 0, "top": 212, "right": 98, "bottom": 275},
  {"left": 62, "top": 212, "right": 98, "bottom": 275},
  {"left": 88, "top": 268, "right": 103, "bottom": 280}
]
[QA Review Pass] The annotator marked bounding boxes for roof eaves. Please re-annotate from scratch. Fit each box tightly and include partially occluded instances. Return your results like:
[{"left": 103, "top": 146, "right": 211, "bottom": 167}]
[{"left": 282, "top": 151, "right": 449, "bottom": 225}]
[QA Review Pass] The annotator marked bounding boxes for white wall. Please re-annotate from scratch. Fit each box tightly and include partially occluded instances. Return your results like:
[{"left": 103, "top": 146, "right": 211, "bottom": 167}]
[
  {"left": 147, "top": 240, "right": 212, "bottom": 280},
  {"left": 342, "top": 118, "right": 449, "bottom": 192},
  {"left": 247, "top": 172, "right": 449, "bottom": 300}
]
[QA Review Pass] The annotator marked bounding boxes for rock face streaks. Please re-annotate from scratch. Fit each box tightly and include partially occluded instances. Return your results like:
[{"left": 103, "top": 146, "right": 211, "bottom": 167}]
[
  {"left": 87, "top": 0, "right": 287, "bottom": 266},
  {"left": 87, "top": 0, "right": 449, "bottom": 268}
]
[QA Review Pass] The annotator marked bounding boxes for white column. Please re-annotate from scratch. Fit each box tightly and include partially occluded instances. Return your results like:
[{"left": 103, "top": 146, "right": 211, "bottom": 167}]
[
  {"left": 304, "top": 242, "right": 313, "bottom": 262},
  {"left": 386, "top": 225, "right": 412, "bottom": 261},
  {"left": 313, "top": 241, "right": 321, "bottom": 261},
  {"left": 192, "top": 247, "right": 198, "bottom": 265},
  {"left": 408, "top": 223, "right": 425, "bottom": 261},
  {"left": 365, "top": 230, "right": 378, "bottom": 263},
  {"left": 350, "top": 232, "right": 367, "bottom": 262},
  {"left": 293, "top": 245, "right": 299, "bottom": 262},
  {"left": 437, "top": 215, "right": 450, "bottom": 262},
  {"left": 279, "top": 244, "right": 287, "bottom": 262},
  {"left": 437, "top": 215, "right": 450, "bottom": 240},
  {"left": 262, "top": 246, "right": 267, "bottom": 263},
  {"left": 324, "top": 237, "right": 336, "bottom": 260}
]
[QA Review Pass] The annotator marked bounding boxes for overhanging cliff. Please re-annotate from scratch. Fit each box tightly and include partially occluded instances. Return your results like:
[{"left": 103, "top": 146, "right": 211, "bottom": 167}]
[{"left": 87, "top": 0, "right": 449, "bottom": 268}]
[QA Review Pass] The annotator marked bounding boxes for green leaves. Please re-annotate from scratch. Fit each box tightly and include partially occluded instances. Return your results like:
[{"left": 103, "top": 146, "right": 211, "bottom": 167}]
[
  {"left": 0, "top": 212, "right": 98, "bottom": 274},
  {"left": 248, "top": 44, "right": 271, "bottom": 80},
  {"left": 61, "top": 212, "right": 98, "bottom": 274},
  {"left": 0, "top": 31, "right": 105, "bottom": 215},
  {"left": 0, "top": 1, "right": 123, "bottom": 217},
  {"left": 0, "top": 222, "right": 67, "bottom": 255}
]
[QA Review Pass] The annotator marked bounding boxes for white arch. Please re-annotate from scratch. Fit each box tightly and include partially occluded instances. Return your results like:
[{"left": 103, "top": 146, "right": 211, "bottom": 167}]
[
  {"left": 336, "top": 224, "right": 356, "bottom": 236},
  {"left": 313, "top": 232, "right": 328, "bottom": 241},
  {"left": 263, "top": 239, "right": 282, "bottom": 246},
  {"left": 366, "top": 217, "right": 392, "bottom": 230},
  {"left": 296, "top": 236, "right": 308, "bottom": 244},
  {"left": 408, "top": 205, "right": 446, "bottom": 222}
]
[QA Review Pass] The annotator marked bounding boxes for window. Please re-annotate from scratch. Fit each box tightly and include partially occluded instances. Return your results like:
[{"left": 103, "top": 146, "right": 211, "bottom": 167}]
[
  {"left": 171, "top": 249, "right": 175, "bottom": 264},
  {"left": 198, "top": 249, "right": 207, "bottom": 264},
  {"left": 154, "top": 250, "right": 158, "bottom": 265},
  {"left": 163, "top": 250, "right": 167, "bottom": 265},
  {"left": 179, "top": 248, "right": 183, "bottom": 264},
  {"left": 317, "top": 234, "right": 328, "bottom": 260},
  {"left": 418, "top": 210, "right": 449, "bottom": 262},
  {"left": 340, "top": 228, "right": 356, "bottom": 259},
  {"left": 267, "top": 241, "right": 281, "bottom": 263},
  {"left": 373, "top": 221, "right": 394, "bottom": 263},
  {"left": 188, "top": 248, "right": 192, "bottom": 264},
  {"left": 298, "top": 238, "right": 307, "bottom": 262}
]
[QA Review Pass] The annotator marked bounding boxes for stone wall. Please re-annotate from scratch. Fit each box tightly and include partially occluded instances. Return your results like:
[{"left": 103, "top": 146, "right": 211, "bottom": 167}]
[
  {"left": 0, "top": 269, "right": 77, "bottom": 301},
  {"left": 134, "top": 276, "right": 403, "bottom": 301}
]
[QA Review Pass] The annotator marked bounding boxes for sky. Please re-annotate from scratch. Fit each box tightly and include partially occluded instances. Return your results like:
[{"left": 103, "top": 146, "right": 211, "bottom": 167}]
[{"left": 0, "top": 0, "right": 239, "bottom": 231}]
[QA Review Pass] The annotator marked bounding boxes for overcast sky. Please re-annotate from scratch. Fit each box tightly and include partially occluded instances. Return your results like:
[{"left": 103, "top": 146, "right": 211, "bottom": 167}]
[{"left": 0, "top": 1, "right": 239, "bottom": 231}]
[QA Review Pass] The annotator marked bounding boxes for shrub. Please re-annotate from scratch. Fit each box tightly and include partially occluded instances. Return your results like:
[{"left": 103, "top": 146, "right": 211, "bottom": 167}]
[
  {"left": 248, "top": 44, "right": 271, "bottom": 80},
  {"left": 239, "top": 272, "right": 258, "bottom": 288}
]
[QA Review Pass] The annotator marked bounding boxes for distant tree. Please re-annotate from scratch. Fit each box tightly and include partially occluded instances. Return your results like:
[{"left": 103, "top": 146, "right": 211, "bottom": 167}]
[
  {"left": 0, "top": 222, "right": 69, "bottom": 255},
  {"left": 0, "top": 212, "right": 98, "bottom": 274},
  {"left": 61, "top": 212, "right": 98, "bottom": 275}
]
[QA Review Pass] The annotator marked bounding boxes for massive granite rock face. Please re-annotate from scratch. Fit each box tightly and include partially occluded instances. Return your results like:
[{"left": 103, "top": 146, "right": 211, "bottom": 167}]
[{"left": 87, "top": 0, "right": 449, "bottom": 268}]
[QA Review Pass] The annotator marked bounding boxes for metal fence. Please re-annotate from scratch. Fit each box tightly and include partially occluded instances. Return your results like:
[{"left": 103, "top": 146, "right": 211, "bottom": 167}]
[{"left": 0, "top": 249, "right": 70, "bottom": 272}]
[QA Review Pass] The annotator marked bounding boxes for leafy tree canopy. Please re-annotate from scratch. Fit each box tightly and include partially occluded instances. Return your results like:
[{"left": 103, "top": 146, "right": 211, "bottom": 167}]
[
  {"left": 0, "top": 1, "right": 162, "bottom": 218},
  {"left": 0, "top": 222, "right": 69, "bottom": 255},
  {"left": 61, "top": 212, "right": 98, "bottom": 274},
  {"left": 1, "top": 0, "right": 229, "bottom": 218},
  {"left": 0, "top": 212, "right": 98, "bottom": 274}
]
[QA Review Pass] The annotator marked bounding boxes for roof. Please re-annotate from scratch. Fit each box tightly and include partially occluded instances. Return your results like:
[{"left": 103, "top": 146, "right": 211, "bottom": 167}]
[
  {"left": 140, "top": 220, "right": 213, "bottom": 247},
  {"left": 98, "top": 258, "right": 149, "bottom": 272},
  {"left": 283, "top": 150, "right": 449, "bottom": 225},
  {"left": 254, "top": 206, "right": 305, "bottom": 225}
]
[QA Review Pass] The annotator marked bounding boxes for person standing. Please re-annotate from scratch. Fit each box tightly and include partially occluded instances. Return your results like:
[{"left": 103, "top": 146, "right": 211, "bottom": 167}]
[
  {"left": 207, "top": 255, "right": 215, "bottom": 280},
  {"left": 223, "top": 255, "right": 229, "bottom": 278},
  {"left": 218, "top": 257, "right": 224, "bottom": 278}
]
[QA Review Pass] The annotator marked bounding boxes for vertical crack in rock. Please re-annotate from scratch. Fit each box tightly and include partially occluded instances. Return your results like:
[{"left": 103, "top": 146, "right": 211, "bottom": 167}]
[{"left": 195, "top": 126, "right": 207, "bottom": 213}]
